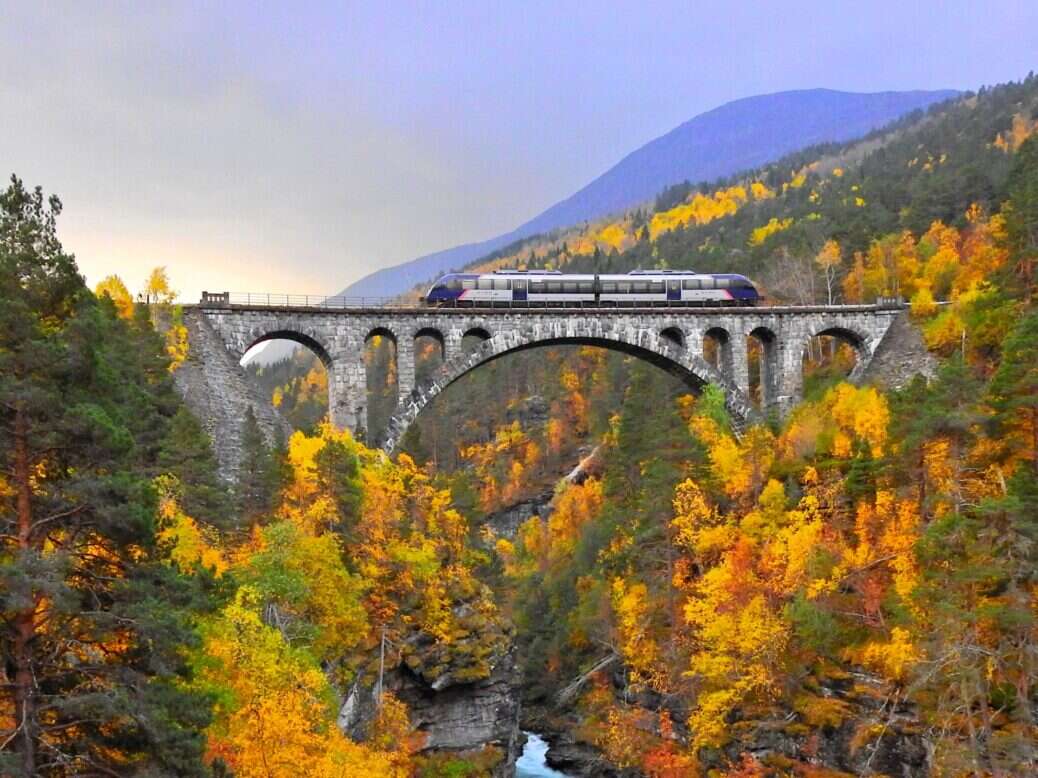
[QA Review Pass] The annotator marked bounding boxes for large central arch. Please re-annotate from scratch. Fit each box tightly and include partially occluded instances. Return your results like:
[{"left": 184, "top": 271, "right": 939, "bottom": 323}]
[{"left": 379, "top": 325, "right": 755, "bottom": 452}]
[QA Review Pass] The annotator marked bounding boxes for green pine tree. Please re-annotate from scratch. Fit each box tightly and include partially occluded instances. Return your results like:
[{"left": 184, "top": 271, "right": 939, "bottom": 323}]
[
  {"left": 988, "top": 309, "right": 1038, "bottom": 475},
  {"left": 158, "top": 407, "right": 232, "bottom": 528},
  {"left": 1004, "top": 135, "right": 1038, "bottom": 300},
  {"left": 236, "top": 405, "right": 277, "bottom": 525}
]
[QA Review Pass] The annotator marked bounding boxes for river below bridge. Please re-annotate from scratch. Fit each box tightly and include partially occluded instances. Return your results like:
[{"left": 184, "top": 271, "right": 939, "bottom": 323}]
[{"left": 515, "top": 732, "right": 571, "bottom": 777}]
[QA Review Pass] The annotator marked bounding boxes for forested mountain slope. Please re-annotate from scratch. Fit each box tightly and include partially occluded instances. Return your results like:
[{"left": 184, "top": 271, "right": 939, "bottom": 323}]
[
  {"left": 436, "top": 75, "right": 1037, "bottom": 307},
  {"left": 343, "top": 88, "right": 956, "bottom": 299}
]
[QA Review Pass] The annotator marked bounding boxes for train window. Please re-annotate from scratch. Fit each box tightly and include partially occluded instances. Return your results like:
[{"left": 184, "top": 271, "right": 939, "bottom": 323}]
[
  {"left": 601, "top": 281, "right": 617, "bottom": 293},
  {"left": 650, "top": 281, "right": 665, "bottom": 293},
  {"left": 477, "top": 278, "right": 492, "bottom": 290},
  {"left": 618, "top": 282, "right": 632, "bottom": 293},
  {"left": 493, "top": 279, "right": 511, "bottom": 290},
  {"left": 633, "top": 282, "right": 649, "bottom": 292},
  {"left": 448, "top": 279, "right": 461, "bottom": 290},
  {"left": 682, "top": 279, "right": 701, "bottom": 290},
  {"left": 530, "top": 281, "right": 545, "bottom": 293},
  {"left": 577, "top": 281, "right": 593, "bottom": 293},
  {"left": 547, "top": 282, "right": 562, "bottom": 293},
  {"left": 563, "top": 282, "right": 578, "bottom": 293},
  {"left": 700, "top": 277, "right": 715, "bottom": 290},
  {"left": 716, "top": 278, "right": 730, "bottom": 289}
]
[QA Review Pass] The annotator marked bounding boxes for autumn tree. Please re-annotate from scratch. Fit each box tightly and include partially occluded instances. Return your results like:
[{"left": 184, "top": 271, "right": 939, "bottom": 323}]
[
  {"left": 144, "top": 266, "right": 177, "bottom": 305},
  {"left": 814, "top": 239, "right": 841, "bottom": 305},
  {"left": 94, "top": 273, "right": 135, "bottom": 319}
]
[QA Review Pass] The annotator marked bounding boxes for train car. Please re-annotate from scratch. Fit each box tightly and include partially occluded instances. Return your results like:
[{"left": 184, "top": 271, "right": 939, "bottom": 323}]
[{"left": 423, "top": 269, "right": 759, "bottom": 307}]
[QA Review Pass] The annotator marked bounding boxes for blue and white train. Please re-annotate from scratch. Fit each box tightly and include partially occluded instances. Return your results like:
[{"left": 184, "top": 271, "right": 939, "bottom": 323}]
[{"left": 423, "top": 269, "right": 760, "bottom": 307}]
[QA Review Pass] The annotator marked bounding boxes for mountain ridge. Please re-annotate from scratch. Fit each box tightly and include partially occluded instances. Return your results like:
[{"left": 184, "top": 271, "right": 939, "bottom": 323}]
[{"left": 342, "top": 87, "right": 958, "bottom": 298}]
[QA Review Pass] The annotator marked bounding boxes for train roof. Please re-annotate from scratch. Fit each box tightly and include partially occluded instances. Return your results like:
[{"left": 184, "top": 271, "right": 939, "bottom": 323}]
[
  {"left": 486, "top": 268, "right": 703, "bottom": 276},
  {"left": 434, "top": 269, "right": 754, "bottom": 281}
]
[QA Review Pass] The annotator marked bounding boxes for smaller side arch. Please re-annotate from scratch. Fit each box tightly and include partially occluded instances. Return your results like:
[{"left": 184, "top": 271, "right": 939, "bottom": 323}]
[
  {"left": 748, "top": 326, "right": 778, "bottom": 409},
  {"left": 660, "top": 326, "right": 685, "bottom": 348},
  {"left": 809, "top": 325, "right": 870, "bottom": 379},
  {"left": 414, "top": 327, "right": 446, "bottom": 360},
  {"left": 365, "top": 326, "right": 398, "bottom": 345},
  {"left": 461, "top": 326, "right": 492, "bottom": 353},
  {"left": 702, "top": 326, "right": 734, "bottom": 382}
]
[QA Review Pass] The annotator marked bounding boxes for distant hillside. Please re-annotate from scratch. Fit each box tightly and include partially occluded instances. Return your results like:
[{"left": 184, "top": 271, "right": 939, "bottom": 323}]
[{"left": 343, "top": 88, "right": 957, "bottom": 298}]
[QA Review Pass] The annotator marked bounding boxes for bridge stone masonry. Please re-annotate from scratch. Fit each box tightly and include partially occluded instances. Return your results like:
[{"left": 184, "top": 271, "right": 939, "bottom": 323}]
[{"left": 181, "top": 295, "right": 934, "bottom": 476}]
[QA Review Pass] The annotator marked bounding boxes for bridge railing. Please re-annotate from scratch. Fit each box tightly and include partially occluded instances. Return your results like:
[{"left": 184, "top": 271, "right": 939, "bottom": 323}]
[{"left": 200, "top": 291, "right": 417, "bottom": 308}]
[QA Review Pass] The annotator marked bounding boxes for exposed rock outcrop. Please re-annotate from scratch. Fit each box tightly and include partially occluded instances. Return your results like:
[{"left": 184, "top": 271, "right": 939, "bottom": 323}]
[
  {"left": 485, "top": 490, "right": 554, "bottom": 539},
  {"left": 339, "top": 647, "right": 522, "bottom": 777},
  {"left": 505, "top": 395, "right": 550, "bottom": 429}
]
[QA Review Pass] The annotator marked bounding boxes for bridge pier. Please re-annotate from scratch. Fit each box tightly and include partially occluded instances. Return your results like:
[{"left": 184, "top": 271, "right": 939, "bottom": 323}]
[
  {"left": 329, "top": 353, "right": 368, "bottom": 435},
  {"left": 773, "top": 337, "right": 805, "bottom": 417},
  {"left": 397, "top": 336, "right": 416, "bottom": 408},
  {"left": 729, "top": 324, "right": 751, "bottom": 399}
]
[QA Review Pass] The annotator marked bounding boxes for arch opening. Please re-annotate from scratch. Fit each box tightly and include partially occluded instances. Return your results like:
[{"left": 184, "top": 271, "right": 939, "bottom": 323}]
[
  {"left": 747, "top": 327, "right": 778, "bottom": 410},
  {"left": 414, "top": 328, "right": 445, "bottom": 385},
  {"left": 393, "top": 341, "right": 702, "bottom": 475},
  {"left": 365, "top": 326, "right": 398, "bottom": 345},
  {"left": 702, "top": 327, "right": 733, "bottom": 382},
  {"left": 462, "top": 327, "right": 492, "bottom": 353},
  {"left": 801, "top": 327, "right": 863, "bottom": 399},
  {"left": 365, "top": 329, "right": 399, "bottom": 444},
  {"left": 660, "top": 326, "right": 685, "bottom": 348},
  {"left": 241, "top": 333, "right": 330, "bottom": 434},
  {"left": 385, "top": 332, "right": 735, "bottom": 455}
]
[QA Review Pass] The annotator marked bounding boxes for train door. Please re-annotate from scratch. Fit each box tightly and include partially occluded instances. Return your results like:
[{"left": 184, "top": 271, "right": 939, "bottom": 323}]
[
  {"left": 513, "top": 279, "right": 528, "bottom": 302},
  {"left": 667, "top": 279, "right": 681, "bottom": 303}
]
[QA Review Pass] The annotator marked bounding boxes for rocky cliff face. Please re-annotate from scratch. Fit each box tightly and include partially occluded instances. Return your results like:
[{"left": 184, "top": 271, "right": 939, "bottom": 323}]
[
  {"left": 485, "top": 491, "right": 554, "bottom": 539},
  {"left": 339, "top": 647, "right": 523, "bottom": 777}
]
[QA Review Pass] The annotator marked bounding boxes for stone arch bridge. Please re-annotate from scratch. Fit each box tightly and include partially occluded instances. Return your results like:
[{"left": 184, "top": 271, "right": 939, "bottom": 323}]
[{"left": 183, "top": 297, "right": 919, "bottom": 466}]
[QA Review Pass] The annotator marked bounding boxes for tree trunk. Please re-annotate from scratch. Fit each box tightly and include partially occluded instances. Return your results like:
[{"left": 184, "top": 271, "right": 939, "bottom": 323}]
[{"left": 12, "top": 409, "right": 37, "bottom": 775}]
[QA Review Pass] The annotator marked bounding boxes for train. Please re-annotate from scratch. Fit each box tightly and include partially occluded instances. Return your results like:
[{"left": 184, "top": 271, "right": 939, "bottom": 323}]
[{"left": 423, "top": 269, "right": 760, "bottom": 307}]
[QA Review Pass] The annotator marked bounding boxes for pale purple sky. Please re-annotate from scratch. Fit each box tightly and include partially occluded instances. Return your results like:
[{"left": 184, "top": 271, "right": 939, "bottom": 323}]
[{"left": 3, "top": 2, "right": 1037, "bottom": 299}]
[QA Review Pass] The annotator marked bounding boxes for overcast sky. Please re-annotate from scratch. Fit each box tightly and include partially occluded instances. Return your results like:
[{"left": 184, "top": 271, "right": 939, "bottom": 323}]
[{"left": 4, "top": 2, "right": 1037, "bottom": 300}]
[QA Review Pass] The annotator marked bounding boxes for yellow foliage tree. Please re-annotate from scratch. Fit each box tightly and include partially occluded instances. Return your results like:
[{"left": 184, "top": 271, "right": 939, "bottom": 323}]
[
  {"left": 94, "top": 274, "right": 135, "bottom": 319},
  {"left": 815, "top": 239, "right": 841, "bottom": 305},
  {"left": 198, "top": 588, "right": 402, "bottom": 778}
]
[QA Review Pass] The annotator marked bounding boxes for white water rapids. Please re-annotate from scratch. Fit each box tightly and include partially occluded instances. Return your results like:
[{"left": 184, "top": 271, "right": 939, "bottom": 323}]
[{"left": 514, "top": 731, "right": 570, "bottom": 777}]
